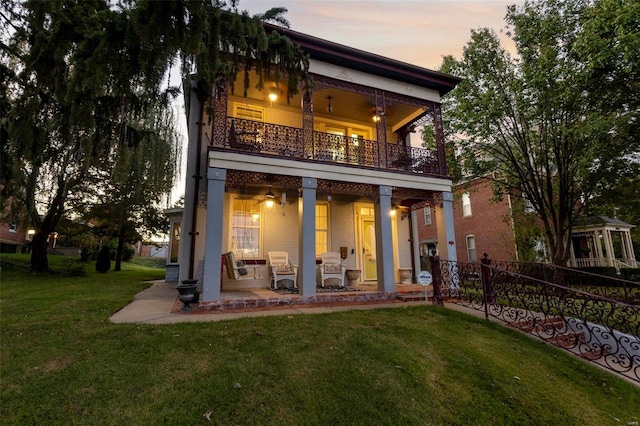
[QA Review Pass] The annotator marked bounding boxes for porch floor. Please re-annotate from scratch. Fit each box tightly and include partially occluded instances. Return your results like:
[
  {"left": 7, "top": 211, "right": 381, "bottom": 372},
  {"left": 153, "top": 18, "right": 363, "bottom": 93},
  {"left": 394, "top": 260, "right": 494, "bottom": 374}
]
[{"left": 186, "top": 282, "right": 432, "bottom": 313}]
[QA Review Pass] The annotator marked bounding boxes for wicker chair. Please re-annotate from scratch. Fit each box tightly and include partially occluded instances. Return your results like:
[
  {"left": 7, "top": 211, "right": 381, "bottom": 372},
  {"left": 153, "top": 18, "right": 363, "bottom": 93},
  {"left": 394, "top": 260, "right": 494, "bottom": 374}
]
[
  {"left": 267, "top": 251, "right": 298, "bottom": 289},
  {"left": 319, "top": 252, "right": 346, "bottom": 288}
]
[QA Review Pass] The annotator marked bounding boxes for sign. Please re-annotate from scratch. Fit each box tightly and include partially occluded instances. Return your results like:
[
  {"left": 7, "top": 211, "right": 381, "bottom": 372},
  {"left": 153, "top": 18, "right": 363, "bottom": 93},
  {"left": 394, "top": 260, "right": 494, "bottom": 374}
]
[{"left": 417, "top": 271, "right": 433, "bottom": 286}]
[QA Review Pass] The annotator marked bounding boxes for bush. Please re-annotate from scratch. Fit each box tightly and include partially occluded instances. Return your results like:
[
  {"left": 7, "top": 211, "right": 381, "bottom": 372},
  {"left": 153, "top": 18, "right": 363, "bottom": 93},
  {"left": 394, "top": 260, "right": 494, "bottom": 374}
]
[
  {"left": 62, "top": 261, "right": 87, "bottom": 277},
  {"left": 95, "top": 246, "right": 111, "bottom": 273},
  {"left": 620, "top": 268, "right": 640, "bottom": 282},
  {"left": 575, "top": 266, "right": 618, "bottom": 277}
]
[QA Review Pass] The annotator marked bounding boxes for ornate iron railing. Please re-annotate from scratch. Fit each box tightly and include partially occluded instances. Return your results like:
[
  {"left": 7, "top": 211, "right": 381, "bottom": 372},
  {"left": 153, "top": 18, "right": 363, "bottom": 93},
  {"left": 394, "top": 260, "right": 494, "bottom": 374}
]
[
  {"left": 430, "top": 255, "right": 640, "bottom": 382},
  {"left": 487, "top": 258, "right": 639, "bottom": 305},
  {"left": 218, "top": 117, "right": 442, "bottom": 175}
]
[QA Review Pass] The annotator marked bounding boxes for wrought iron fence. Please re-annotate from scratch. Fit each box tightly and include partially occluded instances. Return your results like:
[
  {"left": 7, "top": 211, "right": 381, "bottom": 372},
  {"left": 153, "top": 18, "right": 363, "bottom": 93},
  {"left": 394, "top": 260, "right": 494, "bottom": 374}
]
[
  {"left": 430, "top": 255, "right": 640, "bottom": 383},
  {"left": 488, "top": 259, "right": 639, "bottom": 305},
  {"left": 221, "top": 117, "right": 442, "bottom": 175}
]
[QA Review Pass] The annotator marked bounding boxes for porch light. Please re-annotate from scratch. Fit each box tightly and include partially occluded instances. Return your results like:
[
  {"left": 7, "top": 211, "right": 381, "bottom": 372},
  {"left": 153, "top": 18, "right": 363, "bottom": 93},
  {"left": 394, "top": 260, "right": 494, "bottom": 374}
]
[
  {"left": 390, "top": 205, "right": 397, "bottom": 217},
  {"left": 265, "top": 200, "right": 274, "bottom": 208},
  {"left": 373, "top": 114, "right": 381, "bottom": 122},
  {"left": 252, "top": 213, "right": 260, "bottom": 220},
  {"left": 268, "top": 87, "right": 279, "bottom": 103}
]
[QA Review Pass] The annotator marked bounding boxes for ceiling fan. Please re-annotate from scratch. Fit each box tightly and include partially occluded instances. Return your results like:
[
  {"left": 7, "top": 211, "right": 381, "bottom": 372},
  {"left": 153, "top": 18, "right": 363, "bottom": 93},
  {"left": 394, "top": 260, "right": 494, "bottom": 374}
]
[{"left": 256, "top": 186, "right": 286, "bottom": 206}]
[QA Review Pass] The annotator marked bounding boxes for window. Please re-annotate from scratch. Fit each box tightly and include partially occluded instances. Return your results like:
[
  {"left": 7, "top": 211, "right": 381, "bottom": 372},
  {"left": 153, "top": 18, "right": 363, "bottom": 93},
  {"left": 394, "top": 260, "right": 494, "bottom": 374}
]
[
  {"left": 466, "top": 235, "right": 477, "bottom": 262},
  {"left": 423, "top": 208, "right": 432, "bottom": 225},
  {"left": 462, "top": 193, "right": 472, "bottom": 217},
  {"left": 9, "top": 223, "right": 17, "bottom": 233},
  {"left": 231, "top": 198, "right": 262, "bottom": 259},
  {"left": 316, "top": 203, "right": 329, "bottom": 257},
  {"left": 169, "top": 221, "right": 181, "bottom": 264},
  {"left": 234, "top": 104, "right": 264, "bottom": 121}
]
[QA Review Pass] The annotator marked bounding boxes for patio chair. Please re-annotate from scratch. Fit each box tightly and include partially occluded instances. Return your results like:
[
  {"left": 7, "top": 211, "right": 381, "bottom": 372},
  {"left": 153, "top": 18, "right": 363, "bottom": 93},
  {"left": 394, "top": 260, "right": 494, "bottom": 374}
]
[
  {"left": 267, "top": 251, "right": 298, "bottom": 289},
  {"left": 224, "top": 251, "right": 261, "bottom": 280},
  {"left": 320, "top": 252, "right": 346, "bottom": 288}
]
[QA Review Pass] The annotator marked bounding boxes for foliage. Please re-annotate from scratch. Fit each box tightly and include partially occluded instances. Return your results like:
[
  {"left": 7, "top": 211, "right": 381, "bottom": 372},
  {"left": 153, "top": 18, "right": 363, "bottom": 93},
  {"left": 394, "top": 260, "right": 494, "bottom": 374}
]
[
  {"left": 0, "top": 0, "right": 310, "bottom": 272},
  {"left": 439, "top": 0, "right": 640, "bottom": 266},
  {"left": 95, "top": 245, "right": 111, "bottom": 273},
  {"left": 1, "top": 256, "right": 638, "bottom": 424}
]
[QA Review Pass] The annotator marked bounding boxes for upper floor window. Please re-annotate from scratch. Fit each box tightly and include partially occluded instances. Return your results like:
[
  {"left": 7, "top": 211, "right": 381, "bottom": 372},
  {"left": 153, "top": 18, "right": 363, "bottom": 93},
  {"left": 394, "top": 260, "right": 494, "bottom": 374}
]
[
  {"left": 231, "top": 198, "right": 262, "bottom": 259},
  {"left": 316, "top": 203, "right": 329, "bottom": 257},
  {"left": 423, "top": 208, "right": 432, "bottom": 225},
  {"left": 466, "top": 235, "right": 477, "bottom": 262},
  {"left": 462, "top": 193, "right": 472, "bottom": 217},
  {"left": 234, "top": 104, "right": 264, "bottom": 122},
  {"left": 9, "top": 223, "right": 17, "bottom": 233}
]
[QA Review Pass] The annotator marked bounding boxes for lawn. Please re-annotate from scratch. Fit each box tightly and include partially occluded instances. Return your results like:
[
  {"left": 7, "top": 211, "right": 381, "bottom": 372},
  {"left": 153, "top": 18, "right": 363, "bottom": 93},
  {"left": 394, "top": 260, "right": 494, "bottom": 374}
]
[{"left": 1, "top": 254, "right": 638, "bottom": 425}]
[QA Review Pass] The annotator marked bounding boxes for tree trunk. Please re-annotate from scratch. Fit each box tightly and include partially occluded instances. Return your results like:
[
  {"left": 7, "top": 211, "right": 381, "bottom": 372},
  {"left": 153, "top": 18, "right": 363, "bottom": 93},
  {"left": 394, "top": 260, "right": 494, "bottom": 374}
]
[
  {"left": 114, "top": 230, "right": 124, "bottom": 272},
  {"left": 30, "top": 231, "right": 50, "bottom": 272}
]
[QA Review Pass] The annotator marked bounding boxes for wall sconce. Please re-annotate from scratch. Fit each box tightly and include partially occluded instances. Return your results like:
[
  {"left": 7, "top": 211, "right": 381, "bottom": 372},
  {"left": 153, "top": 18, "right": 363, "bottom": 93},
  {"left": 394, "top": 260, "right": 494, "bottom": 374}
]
[
  {"left": 390, "top": 205, "right": 397, "bottom": 217},
  {"left": 327, "top": 96, "right": 333, "bottom": 114}
]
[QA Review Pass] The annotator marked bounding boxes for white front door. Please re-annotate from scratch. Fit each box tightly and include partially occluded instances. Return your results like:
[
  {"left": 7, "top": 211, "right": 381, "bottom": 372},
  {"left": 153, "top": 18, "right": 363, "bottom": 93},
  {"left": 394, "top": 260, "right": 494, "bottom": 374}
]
[{"left": 358, "top": 206, "right": 377, "bottom": 281}]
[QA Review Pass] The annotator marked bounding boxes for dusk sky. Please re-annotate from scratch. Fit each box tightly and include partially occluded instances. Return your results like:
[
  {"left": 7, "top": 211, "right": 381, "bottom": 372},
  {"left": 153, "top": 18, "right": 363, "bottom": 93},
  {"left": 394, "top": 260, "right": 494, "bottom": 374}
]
[{"left": 238, "top": 0, "right": 523, "bottom": 70}]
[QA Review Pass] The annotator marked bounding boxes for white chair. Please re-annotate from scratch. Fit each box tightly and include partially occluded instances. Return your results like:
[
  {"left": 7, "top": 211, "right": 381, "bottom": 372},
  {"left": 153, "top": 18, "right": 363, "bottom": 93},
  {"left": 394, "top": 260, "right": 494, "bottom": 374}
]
[
  {"left": 268, "top": 251, "right": 298, "bottom": 289},
  {"left": 224, "top": 251, "right": 260, "bottom": 280},
  {"left": 320, "top": 252, "right": 346, "bottom": 288}
]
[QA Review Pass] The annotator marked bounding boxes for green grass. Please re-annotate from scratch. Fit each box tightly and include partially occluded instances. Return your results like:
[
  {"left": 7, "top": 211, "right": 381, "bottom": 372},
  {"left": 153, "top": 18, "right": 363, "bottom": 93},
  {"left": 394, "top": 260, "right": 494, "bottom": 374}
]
[{"left": 1, "top": 254, "right": 639, "bottom": 425}]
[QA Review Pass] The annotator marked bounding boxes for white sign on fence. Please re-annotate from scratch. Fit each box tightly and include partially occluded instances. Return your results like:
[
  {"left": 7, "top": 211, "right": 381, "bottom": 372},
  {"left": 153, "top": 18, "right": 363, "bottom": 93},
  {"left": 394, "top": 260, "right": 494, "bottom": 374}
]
[{"left": 417, "top": 271, "right": 433, "bottom": 286}]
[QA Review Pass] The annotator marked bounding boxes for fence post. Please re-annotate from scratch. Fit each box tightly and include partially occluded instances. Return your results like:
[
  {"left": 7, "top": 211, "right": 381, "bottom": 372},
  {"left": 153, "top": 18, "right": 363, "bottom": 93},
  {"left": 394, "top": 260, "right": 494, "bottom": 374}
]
[
  {"left": 480, "top": 253, "right": 495, "bottom": 308},
  {"left": 429, "top": 250, "right": 443, "bottom": 306}
]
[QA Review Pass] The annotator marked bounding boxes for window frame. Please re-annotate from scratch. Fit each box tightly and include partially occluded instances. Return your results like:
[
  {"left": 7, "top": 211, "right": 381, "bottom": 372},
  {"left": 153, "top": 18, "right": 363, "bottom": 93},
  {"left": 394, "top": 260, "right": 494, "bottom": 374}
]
[
  {"left": 466, "top": 234, "right": 477, "bottom": 262},
  {"left": 230, "top": 197, "right": 263, "bottom": 260},
  {"left": 423, "top": 208, "right": 432, "bottom": 225},
  {"left": 315, "top": 202, "right": 330, "bottom": 257},
  {"left": 462, "top": 192, "right": 472, "bottom": 217}
]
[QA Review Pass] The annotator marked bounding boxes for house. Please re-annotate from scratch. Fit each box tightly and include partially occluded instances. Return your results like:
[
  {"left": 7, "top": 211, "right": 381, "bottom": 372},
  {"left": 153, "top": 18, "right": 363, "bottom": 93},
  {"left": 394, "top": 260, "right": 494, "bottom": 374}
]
[
  {"left": 569, "top": 216, "right": 637, "bottom": 269},
  {"left": 173, "top": 23, "right": 461, "bottom": 302},
  {"left": 418, "top": 177, "right": 637, "bottom": 271},
  {"left": 0, "top": 221, "right": 31, "bottom": 253},
  {"left": 417, "top": 176, "right": 528, "bottom": 263}
]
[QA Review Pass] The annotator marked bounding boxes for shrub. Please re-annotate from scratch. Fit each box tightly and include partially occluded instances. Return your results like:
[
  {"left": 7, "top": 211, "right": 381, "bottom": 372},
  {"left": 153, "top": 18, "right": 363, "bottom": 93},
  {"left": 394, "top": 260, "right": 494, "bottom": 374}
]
[
  {"left": 95, "top": 246, "right": 111, "bottom": 273},
  {"left": 620, "top": 268, "right": 640, "bottom": 282}
]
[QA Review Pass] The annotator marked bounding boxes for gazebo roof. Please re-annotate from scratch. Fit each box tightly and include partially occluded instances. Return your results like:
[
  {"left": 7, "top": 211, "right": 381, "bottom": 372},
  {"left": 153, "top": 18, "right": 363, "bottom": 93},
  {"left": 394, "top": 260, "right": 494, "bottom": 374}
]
[{"left": 574, "top": 215, "right": 635, "bottom": 229}]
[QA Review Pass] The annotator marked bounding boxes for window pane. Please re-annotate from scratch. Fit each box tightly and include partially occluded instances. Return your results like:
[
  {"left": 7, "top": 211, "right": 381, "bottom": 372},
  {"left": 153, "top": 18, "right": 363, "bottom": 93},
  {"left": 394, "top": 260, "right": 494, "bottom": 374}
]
[
  {"left": 315, "top": 204, "right": 329, "bottom": 256},
  {"left": 170, "top": 222, "right": 181, "bottom": 263},
  {"left": 462, "top": 193, "right": 472, "bottom": 217},
  {"left": 232, "top": 199, "right": 261, "bottom": 258}
]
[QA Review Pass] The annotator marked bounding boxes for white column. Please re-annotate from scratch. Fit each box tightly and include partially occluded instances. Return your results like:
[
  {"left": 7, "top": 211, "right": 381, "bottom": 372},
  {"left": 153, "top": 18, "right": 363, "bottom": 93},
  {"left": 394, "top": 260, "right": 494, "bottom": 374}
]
[
  {"left": 178, "top": 81, "right": 203, "bottom": 283},
  {"left": 435, "top": 192, "right": 457, "bottom": 261},
  {"left": 202, "top": 168, "right": 227, "bottom": 302},
  {"left": 374, "top": 185, "right": 395, "bottom": 292},
  {"left": 594, "top": 231, "right": 604, "bottom": 259},
  {"left": 298, "top": 178, "right": 317, "bottom": 297},
  {"left": 604, "top": 229, "right": 615, "bottom": 267}
]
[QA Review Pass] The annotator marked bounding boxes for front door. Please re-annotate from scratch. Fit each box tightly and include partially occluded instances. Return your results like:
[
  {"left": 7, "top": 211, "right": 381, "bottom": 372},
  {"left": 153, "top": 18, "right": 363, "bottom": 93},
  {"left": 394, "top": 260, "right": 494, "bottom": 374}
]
[{"left": 359, "top": 207, "right": 377, "bottom": 281}]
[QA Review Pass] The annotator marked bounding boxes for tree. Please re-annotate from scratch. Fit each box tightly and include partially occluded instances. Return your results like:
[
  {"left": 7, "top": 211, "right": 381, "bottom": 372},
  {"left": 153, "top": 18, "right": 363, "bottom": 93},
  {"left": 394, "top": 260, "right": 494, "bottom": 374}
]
[
  {"left": 440, "top": 0, "right": 639, "bottom": 266},
  {"left": 1, "top": 0, "right": 310, "bottom": 272},
  {"left": 83, "top": 101, "right": 180, "bottom": 271}
]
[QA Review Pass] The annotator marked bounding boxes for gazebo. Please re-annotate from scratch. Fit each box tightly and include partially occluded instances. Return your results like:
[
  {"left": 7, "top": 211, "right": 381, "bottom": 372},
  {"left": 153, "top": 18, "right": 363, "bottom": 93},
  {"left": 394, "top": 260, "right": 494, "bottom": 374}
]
[{"left": 569, "top": 216, "right": 637, "bottom": 270}]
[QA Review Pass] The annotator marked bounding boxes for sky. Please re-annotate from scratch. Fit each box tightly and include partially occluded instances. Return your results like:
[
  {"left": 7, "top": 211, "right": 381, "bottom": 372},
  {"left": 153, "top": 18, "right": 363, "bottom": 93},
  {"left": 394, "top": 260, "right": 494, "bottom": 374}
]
[{"left": 237, "top": 0, "right": 523, "bottom": 70}]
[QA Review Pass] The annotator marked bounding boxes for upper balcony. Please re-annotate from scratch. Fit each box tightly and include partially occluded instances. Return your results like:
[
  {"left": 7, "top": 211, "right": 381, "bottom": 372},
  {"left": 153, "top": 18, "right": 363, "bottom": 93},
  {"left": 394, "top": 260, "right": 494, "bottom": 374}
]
[{"left": 206, "top": 70, "right": 449, "bottom": 178}]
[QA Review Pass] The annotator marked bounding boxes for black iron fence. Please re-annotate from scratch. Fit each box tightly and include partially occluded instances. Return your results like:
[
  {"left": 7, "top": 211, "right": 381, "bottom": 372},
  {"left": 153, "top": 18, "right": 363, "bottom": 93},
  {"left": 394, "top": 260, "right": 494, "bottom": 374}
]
[{"left": 429, "top": 254, "right": 640, "bottom": 383}]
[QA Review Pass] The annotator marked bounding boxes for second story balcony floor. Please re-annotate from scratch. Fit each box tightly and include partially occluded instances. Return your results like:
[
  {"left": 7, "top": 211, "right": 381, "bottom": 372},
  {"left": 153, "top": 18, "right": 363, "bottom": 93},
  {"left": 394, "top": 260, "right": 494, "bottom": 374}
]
[{"left": 205, "top": 69, "right": 450, "bottom": 178}]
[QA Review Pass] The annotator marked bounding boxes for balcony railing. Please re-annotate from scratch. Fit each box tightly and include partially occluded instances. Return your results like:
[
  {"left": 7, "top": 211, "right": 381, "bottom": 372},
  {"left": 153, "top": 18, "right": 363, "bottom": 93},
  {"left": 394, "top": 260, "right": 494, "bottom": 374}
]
[{"left": 217, "top": 118, "right": 443, "bottom": 176}]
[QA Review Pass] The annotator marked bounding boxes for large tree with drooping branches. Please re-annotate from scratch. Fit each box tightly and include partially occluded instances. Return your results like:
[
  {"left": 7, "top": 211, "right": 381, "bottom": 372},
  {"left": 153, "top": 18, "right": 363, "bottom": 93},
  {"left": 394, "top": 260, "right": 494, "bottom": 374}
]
[{"left": 1, "top": 0, "right": 309, "bottom": 272}]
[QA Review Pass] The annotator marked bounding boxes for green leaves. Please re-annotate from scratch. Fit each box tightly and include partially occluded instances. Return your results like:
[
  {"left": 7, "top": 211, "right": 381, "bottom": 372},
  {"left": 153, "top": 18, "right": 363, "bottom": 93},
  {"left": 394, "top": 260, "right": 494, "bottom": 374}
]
[{"left": 440, "top": 0, "right": 639, "bottom": 265}]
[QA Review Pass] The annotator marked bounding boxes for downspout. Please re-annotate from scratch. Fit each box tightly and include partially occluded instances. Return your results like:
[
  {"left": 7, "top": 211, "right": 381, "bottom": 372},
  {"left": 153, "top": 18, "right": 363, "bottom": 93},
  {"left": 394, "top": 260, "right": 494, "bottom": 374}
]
[{"left": 188, "top": 84, "right": 207, "bottom": 279}]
